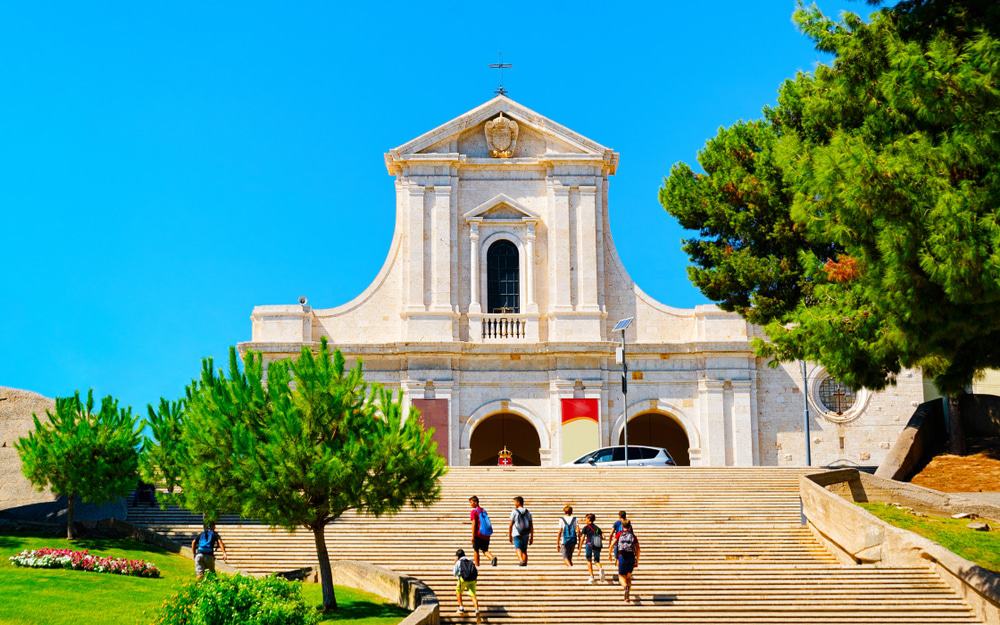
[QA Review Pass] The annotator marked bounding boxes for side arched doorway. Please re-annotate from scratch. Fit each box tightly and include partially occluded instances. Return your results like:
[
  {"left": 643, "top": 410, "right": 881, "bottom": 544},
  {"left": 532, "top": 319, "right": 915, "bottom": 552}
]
[
  {"left": 618, "top": 412, "right": 691, "bottom": 466},
  {"left": 469, "top": 413, "right": 541, "bottom": 466}
]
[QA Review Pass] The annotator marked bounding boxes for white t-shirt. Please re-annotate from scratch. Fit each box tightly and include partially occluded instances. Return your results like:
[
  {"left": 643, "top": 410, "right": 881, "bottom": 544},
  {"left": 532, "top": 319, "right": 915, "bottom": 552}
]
[
  {"left": 558, "top": 515, "right": 578, "bottom": 544},
  {"left": 509, "top": 507, "right": 532, "bottom": 537}
]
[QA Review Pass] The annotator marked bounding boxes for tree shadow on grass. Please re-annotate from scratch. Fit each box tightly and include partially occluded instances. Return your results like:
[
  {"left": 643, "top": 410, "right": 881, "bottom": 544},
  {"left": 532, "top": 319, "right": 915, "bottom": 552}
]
[
  {"left": 71, "top": 537, "right": 173, "bottom": 557},
  {"left": 0, "top": 535, "right": 25, "bottom": 550},
  {"left": 317, "top": 600, "right": 409, "bottom": 622}
]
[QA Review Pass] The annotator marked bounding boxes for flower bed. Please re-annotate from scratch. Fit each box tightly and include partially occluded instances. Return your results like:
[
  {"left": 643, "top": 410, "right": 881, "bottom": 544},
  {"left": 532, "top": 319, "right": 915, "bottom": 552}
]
[{"left": 8, "top": 548, "right": 160, "bottom": 578}]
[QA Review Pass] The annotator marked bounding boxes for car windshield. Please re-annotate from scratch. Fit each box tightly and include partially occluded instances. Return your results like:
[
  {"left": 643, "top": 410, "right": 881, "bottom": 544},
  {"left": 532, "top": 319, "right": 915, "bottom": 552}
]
[{"left": 591, "top": 448, "right": 614, "bottom": 463}]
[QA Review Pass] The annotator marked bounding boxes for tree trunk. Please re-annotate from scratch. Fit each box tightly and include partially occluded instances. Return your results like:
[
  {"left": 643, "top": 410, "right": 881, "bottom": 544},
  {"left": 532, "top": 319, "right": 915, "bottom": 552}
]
[
  {"left": 946, "top": 394, "right": 967, "bottom": 455},
  {"left": 66, "top": 495, "right": 76, "bottom": 540},
  {"left": 312, "top": 524, "right": 337, "bottom": 612}
]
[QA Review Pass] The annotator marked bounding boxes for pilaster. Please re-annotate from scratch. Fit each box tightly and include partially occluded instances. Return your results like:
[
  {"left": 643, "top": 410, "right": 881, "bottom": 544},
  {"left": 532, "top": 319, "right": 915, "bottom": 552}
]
[
  {"left": 524, "top": 223, "right": 538, "bottom": 313},
  {"left": 429, "top": 186, "right": 453, "bottom": 312},
  {"left": 468, "top": 222, "right": 482, "bottom": 314},
  {"left": 404, "top": 184, "right": 426, "bottom": 312},
  {"left": 548, "top": 184, "right": 572, "bottom": 312},
  {"left": 699, "top": 378, "right": 727, "bottom": 466},
  {"left": 731, "top": 379, "right": 755, "bottom": 466},
  {"left": 576, "top": 186, "right": 600, "bottom": 312}
]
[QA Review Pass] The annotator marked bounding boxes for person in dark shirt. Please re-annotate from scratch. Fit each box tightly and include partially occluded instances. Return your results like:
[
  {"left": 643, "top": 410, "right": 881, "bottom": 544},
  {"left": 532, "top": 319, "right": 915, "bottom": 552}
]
[
  {"left": 580, "top": 513, "right": 606, "bottom": 583},
  {"left": 191, "top": 521, "right": 228, "bottom": 579},
  {"left": 611, "top": 520, "right": 641, "bottom": 603}
]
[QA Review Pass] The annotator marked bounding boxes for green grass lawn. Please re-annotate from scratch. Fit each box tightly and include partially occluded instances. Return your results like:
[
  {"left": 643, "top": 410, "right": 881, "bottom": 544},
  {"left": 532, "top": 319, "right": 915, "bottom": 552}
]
[
  {"left": 859, "top": 503, "right": 1000, "bottom": 572},
  {"left": 0, "top": 531, "right": 406, "bottom": 625}
]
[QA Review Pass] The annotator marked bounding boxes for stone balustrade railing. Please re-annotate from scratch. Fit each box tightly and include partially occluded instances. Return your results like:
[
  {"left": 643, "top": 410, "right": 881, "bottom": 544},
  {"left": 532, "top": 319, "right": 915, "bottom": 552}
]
[{"left": 469, "top": 313, "right": 538, "bottom": 342}]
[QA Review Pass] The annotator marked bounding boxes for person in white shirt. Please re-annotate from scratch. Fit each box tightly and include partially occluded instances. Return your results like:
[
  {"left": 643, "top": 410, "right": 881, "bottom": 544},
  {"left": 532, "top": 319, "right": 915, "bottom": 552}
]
[
  {"left": 508, "top": 496, "right": 534, "bottom": 567},
  {"left": 555, "top": 504, "right": 579, "bottom": 567}
]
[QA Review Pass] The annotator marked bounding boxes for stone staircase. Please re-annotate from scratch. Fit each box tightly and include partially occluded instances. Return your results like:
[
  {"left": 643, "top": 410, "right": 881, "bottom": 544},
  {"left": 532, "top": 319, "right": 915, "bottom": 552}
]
[{"left": 127, "top": 467, "right": 984, "bottom": 624}]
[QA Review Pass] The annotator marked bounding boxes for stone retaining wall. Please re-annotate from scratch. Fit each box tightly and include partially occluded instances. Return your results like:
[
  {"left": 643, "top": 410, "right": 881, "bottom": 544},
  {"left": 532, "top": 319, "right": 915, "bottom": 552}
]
[
  {"left": 329, "top": 561, "right": 438, "bottom": 625},
  {"left": 801, "top": 469, "right": 1000, "bottom": 624}
]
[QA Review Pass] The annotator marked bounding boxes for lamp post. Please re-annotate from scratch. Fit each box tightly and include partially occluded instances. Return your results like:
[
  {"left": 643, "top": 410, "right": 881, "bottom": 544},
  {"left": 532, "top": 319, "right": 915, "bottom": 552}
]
[
  {"left": 800, "top": 359, "right": 812, "bottom": 467},
  {"left": 613, "top": 317, "right": 634, "bottom": 466}
]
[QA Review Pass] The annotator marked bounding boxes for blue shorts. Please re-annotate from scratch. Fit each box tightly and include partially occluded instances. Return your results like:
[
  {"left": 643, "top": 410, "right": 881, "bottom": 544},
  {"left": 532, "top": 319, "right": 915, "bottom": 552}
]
[
  {"left": 585, "top": 543, "right": 601, "bottom": 562},
  {"left": 512, "top": 535, "right": 528, "bottom": 552},
  {"left": 618, "top": 551, "right": 636, "bottom": 575}
]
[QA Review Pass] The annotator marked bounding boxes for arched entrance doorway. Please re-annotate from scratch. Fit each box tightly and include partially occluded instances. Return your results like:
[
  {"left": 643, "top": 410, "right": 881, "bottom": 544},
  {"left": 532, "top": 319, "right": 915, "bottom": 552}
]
[
  {"left": 618, "top": 412, "right": 691, "bottom": 466},
  {"left": 470, "top": 413, "right": 541, "bottom": 466}
]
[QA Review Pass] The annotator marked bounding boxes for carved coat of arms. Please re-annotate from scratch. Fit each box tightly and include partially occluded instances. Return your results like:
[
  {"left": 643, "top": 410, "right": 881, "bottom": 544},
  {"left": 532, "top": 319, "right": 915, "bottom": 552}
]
[{"left": 485, "top": 112, "right": 518, "bottom": 158}]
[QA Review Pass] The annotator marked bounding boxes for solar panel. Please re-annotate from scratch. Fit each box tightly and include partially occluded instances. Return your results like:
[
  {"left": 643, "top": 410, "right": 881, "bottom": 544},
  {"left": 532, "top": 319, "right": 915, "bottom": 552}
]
[{"left": 612, "top": 317, "right": 634, "bottom": 332}]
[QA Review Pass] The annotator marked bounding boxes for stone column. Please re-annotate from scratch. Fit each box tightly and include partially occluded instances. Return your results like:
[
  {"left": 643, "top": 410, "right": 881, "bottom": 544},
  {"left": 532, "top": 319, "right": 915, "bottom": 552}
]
[
  {"left": 429, "top": 186, "right": 452, "bottom": 312},
  {"left": 699, "top": 378, "right": 727, "bottom": 466},
  {"left": 524, "top": 222, "right": 537, "bottom": 313},
  {"left": 469, "top": 222, "right": 481, "bottom": 313}
]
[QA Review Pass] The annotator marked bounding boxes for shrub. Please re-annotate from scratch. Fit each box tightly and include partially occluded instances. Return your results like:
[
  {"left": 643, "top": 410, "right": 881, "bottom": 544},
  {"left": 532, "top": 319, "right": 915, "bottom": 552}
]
[
  {"left": 8, "top": 548, "right": 160, "bottom": 578},
  {"left": 154, "top": 574, "right": 319, "bottom": 625}
]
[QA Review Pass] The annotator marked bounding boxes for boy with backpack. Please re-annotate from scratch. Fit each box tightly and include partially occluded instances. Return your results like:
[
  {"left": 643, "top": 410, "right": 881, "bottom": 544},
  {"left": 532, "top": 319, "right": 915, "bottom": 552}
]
[
  {"left": 611, "top": 520, "right": 641, "bottom": 602},
  {"left": 555, "top": 504, "right": 578, "bottom": 567},
  {"left": 453, "top": 548, "right": 480, "bottom": 615},
  {"left": 580, "top": 513, "right": 606, "bottom": 583},
  {"left": 190, "top": 521, "right": 228, "bottom": 579},
  {"left": 507, "top": 496, "right": 534, "bottom": 567},
  {"left": 468, "top": 496, "right": 498, "bottom": 567}
]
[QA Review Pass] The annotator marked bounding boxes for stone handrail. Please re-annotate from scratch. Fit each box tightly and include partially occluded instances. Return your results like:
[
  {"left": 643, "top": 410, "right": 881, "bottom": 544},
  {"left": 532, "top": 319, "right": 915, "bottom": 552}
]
[{"left": 801, "top": 469, "right": 1000, "bottom": 624}]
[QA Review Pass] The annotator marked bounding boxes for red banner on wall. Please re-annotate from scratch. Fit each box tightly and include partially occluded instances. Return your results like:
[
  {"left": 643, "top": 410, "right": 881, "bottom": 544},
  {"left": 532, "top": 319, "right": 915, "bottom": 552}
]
[
  {"left": 412, "top": 399, "right": 449, "bottom": 465},
  {"left": 561, "top": 398, "right": 599, "bottom": 464}
]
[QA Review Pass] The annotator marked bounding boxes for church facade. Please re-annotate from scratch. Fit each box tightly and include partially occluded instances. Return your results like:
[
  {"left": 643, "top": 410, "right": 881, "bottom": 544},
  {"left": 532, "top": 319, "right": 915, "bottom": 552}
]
[{"left": 239, "top": 96, "right": 924, "bottom": 468}]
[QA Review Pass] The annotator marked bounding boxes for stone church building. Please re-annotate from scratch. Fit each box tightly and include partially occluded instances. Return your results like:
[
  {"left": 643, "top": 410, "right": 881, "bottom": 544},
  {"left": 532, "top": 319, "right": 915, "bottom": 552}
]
[{"left": 240, "top": 96, "right": 924, "bottom": 468}]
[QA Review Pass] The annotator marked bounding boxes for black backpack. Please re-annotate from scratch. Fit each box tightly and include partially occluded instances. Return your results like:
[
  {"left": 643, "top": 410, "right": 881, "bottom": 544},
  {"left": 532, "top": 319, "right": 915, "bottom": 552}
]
[{"left": 458, "top": 557, "right": 478, "bottom": 581}]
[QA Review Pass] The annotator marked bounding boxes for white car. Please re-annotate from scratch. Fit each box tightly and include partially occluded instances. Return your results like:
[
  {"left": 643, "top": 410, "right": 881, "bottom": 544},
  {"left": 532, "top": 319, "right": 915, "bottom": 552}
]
[{"left": 565, "top": 445, "right": 676, "bottom": 467}]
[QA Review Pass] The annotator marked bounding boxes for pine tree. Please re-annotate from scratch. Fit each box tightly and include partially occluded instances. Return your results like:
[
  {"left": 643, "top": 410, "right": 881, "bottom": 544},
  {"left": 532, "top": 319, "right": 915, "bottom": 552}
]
[
  {"left": 143, "top": 338, "right": 445, "bottom": 612},
  {"left": 16, "top": 391, "right": 141, "bottom": 539},
  {"left": 661, "top": 0, "right": 1000, "bottom": 451}
]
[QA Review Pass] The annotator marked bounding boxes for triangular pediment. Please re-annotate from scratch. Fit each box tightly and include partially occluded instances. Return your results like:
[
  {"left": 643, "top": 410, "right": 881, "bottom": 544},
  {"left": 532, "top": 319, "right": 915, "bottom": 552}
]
[
  {"left": 385, "top": 96, "right": 618, "bottom": 171},
  {"left": 463, "top": 194, "right": 539, "bottom": 222}
]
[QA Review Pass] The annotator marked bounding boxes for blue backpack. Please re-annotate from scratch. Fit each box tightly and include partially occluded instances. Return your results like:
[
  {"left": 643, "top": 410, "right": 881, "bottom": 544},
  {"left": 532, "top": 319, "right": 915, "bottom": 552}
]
[
  {"left": 196, "top": 530, "right": 217, "bottom": 554},
  {"left": 477, "top": 509, "right": 494, "bottom": 536},
  {"left": 561, "top": 518, "right": 576, "bottom": 543}
]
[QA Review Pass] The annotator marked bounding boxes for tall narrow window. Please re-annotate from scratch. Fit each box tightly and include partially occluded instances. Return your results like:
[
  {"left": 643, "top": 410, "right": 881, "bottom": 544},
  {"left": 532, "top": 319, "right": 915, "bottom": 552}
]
[{"left": 487, "top": 240, "right": 519, "bottom": 313}]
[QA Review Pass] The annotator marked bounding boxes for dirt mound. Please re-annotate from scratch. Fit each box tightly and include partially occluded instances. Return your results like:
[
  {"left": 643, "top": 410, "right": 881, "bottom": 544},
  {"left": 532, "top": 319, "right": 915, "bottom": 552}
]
[{"left": 911, "top": 438, "right": 1000, "bottom": 493}]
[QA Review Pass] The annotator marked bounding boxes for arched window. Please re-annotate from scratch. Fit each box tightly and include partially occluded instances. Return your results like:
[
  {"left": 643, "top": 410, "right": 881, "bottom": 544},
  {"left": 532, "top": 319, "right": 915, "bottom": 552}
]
[{"left": 486, "top": 240, "right": 519, "bottom": 313}]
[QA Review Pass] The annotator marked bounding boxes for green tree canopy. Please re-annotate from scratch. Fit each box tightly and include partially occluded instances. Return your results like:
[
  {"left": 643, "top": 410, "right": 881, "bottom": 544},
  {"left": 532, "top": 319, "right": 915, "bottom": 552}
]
[
  {"left": 661, "top": 0, "right": 1000, "bottom": 397},
  {"left": 143, "top": 338, "right": 445, "bottom": 612},
  {"left": 16, "top": 391, "right": 141, "bottom": 539}
]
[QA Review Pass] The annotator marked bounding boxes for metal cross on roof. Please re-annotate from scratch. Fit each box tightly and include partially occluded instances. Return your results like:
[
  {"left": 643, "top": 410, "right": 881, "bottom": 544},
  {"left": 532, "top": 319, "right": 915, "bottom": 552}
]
[{"left": 489, "top": 52, "right": 512, "bottom": 96}]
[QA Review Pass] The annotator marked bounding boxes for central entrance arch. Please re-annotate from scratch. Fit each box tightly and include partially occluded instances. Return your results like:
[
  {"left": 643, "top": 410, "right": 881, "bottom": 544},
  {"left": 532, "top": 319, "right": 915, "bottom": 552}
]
[
  {"left": 618, "top": 412, "right": 691, "bottom": 466},
  {"left": 469, "top": 413, "right": 541, "bottom": 466}
]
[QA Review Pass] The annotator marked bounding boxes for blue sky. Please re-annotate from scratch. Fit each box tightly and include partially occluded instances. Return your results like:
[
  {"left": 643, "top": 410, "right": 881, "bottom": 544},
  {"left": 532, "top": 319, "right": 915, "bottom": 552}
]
[{"left": 0, "top": 1, "right": 865, "bottom": 412}]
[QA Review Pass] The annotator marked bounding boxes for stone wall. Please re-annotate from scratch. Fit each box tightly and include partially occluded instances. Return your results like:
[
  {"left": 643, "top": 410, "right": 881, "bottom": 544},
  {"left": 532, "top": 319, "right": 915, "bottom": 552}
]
[
  {"left": 0, "top": 387, "right": 56, "bottom": 511},
  {"left": 757, "top": 363, "right": 924, "bottom": 468}
]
